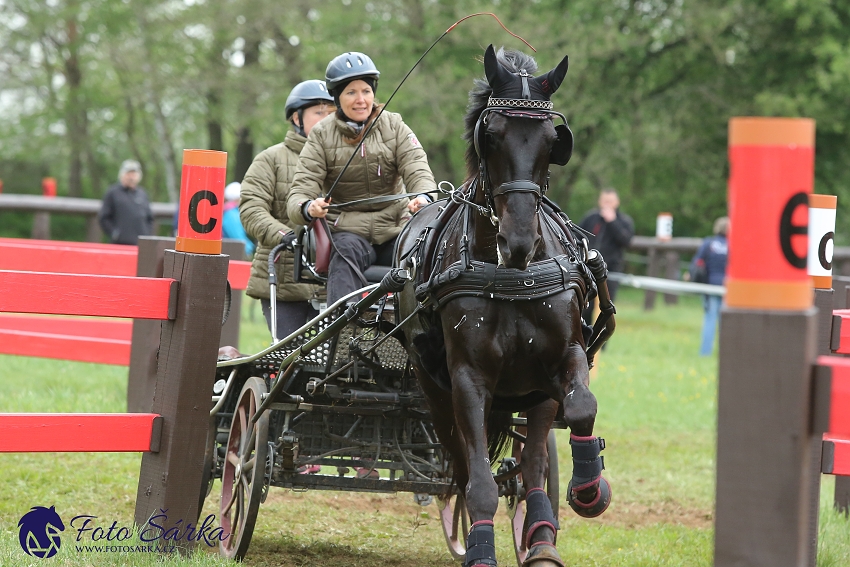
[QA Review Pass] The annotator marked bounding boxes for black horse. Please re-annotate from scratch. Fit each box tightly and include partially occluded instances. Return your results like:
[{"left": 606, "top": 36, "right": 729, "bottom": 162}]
[{"left": 395, "top": 45, "right": 613, "bottom": 566}]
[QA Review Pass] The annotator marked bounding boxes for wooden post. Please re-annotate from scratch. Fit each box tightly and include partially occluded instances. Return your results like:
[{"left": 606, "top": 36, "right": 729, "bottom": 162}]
[
  {"left": 31, "top": 212, "right": 50, "bottom": 240},
  {"left": 663, "top": 250, "right": 680, "bottom": 305},
  {"left": 135, "top": 149, "right": 227, "bottom": 552},
  {"left": 643, "top": 246, "right": 659, "bottom": 310},
  {"left": 127, "top": 237, "right": 173, "bottom": 413},
  {"left": 86, "top": 214, "right": 101, "bottom": 242},
  {"left": 133, "top": 250, "right": 228, "bottom": 549},
  {"left": 806, "top": 287, "right": 834, "bottom": 567},
  {"left": 127, "top": 236, "right": 244, "bottom": 413},
  {"left": 807, "top": 191, "right": 836, "bottom": 559},
  {"left": 715, "top": 117, "right": 817, "bottom": 567}
]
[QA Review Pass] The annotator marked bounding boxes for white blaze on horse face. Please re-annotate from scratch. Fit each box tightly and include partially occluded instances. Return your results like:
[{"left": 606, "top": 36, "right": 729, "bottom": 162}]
[{"left": 497, "top": 245, "right": 505, "bottom": 267}]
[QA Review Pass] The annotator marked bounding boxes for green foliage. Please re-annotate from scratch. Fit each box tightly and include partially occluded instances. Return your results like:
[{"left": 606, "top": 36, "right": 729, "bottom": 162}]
[{"left": 2, "top": 1, "right": 850, "bottom": 236}]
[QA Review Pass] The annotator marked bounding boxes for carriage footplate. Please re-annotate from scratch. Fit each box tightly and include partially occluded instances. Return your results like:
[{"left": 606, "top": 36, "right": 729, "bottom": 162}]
[
  {"left": 464, "top": 521, "right": 497, "bottom": 567},
  {"left": 277, "top": 433, "right": 299, "bottom": 472},
  {"left": 566, "top": 434, "right": 611, "bottom": 518}
]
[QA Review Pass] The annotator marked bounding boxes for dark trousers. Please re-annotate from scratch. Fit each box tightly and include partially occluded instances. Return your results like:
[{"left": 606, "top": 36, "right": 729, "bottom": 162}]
[
  {"left": 260, "top": 299, "right": 318, "bottom": 340},
  {"left": 327, "top": 231, "right": 396, "bottom": 304}
]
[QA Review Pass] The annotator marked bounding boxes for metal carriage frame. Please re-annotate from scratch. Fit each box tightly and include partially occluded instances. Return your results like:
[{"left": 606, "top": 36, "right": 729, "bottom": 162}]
[{"left": 202, "top": 270, "right": 564, "bottom": 564}]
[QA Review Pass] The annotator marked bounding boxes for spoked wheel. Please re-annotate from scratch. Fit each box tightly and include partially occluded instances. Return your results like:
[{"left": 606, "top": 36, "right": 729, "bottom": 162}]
[
  {"left": 219, "top": 377, "right": 269, "bottom": 560},
  {"left": 505, "top": 430, "right": 560, "bottom": 567},
  {"left": 437, "top": 492, "right": 469, "bottom": 560}
]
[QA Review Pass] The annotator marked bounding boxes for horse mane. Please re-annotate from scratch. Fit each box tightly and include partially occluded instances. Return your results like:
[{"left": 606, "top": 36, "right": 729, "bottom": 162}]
[{"left": 463, "top": 47, "right": 540, "bottom": 180}]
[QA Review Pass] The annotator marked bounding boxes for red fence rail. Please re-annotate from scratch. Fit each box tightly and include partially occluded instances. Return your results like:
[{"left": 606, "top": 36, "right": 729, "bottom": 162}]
[
  {"left": 0, "top": 237, "right": 250, "bottom": 289},
  {"left": 0, "top": 271, "right": 177, "bottom": 319},
  {"left": 0, "top": 414, "right": 162, "bottom": 452}
]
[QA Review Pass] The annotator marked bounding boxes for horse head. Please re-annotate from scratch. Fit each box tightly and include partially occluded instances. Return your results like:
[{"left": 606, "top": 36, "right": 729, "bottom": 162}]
[{"left": 468, "top": 45, "right": 573, "bottom": 270}]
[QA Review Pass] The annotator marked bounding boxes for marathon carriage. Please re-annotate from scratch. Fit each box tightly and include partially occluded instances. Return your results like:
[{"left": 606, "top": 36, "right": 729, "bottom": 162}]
[{"left": 202, "top": 255, "right": 565, "bottom": 565}]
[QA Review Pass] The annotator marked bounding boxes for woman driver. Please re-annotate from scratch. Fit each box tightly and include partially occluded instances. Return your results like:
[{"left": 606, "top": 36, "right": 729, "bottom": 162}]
[{"left": 286, "top": 51, "right": 437, "bottom": 304}]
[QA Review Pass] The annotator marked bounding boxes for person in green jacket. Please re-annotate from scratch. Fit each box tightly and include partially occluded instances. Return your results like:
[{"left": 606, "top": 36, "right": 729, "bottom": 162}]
[
  {"left": 286, "top": 52, "right": 437, "bottom": 304},
  {"left": 240, "top": 80, "right": 336, "bottom": 339}
]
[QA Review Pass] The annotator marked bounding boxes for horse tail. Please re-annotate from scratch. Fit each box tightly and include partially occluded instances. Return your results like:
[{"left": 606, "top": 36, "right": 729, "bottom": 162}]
[{"left": 487, "top": 409, "right": 512, "bottom": 465}]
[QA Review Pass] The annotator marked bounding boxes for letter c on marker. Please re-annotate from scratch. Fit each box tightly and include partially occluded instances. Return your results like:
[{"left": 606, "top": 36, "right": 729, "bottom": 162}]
[
  {"left": 188, "top": 190, "right": 218, "bottom": 234},
  {"left": 779, "top": 192, "right": 808, "bottom": 269},
  {"left": 819, "top": 231, "right": 834, "bottom": 271}
]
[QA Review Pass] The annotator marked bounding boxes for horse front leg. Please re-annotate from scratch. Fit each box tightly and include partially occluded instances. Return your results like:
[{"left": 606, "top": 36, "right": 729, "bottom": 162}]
[
  {"left": 452, "top": 364, "right": 499, "bottom": 567},
  {"left": 562, "top": 344, "right": 611, "bottom": 519},
  {"left": 520, "top": 400, "right": 565, "bottom": 567}
]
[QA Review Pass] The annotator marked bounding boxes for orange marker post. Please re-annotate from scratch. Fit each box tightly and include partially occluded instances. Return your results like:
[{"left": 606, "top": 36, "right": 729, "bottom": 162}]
[
  {"left": 716, "top": 116, "right": 821, "bottom": 567},
  {"left": 808, "top": 194, "right": 837, "bottom": 290},
  {"left": 41, "top": 177, "right": 57, "bottom": 198},
  {"left": 726, "top": 117, "right": 815, "bottom": 310},
  {"left": 175, "top": 150, "right": 227, "bottom": 255}
]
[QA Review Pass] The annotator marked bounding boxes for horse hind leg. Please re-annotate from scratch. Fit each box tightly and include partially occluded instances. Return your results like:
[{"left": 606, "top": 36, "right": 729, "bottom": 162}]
[{"left": 561, "top": 345, "right": 611, "bottom": 519}]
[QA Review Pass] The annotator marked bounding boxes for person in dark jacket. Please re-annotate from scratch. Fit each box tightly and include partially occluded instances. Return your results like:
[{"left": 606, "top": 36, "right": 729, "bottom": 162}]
[
  {"left": 691, "top": 216, "right": 729, "bottom": 356},
  {"left": 579, "top": 188, "right": 635, "bottom": 323},
  {"left": 98, "top": 159, "right": 153, "bottom": 245}
]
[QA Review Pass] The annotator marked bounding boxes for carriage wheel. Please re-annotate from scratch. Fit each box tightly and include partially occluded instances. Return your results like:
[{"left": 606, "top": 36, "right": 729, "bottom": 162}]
[
  {"left": 219, "top": 377, "right": 269, "bottom": 560},
  {"left": 437, "top": 493, "right": 469, "bottom": 560},
  {"left": 505, "top": 430, "right": 560, "bottom": 567}
]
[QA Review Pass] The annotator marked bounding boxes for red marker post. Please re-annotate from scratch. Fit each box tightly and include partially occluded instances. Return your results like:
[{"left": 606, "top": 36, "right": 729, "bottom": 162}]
[
  {"left": 175, "top": 150, "right": 227, "bottom": 255},
  {"left": 715, "top": 117, "right": 820, "bottom": 567},
  {"left": 41, "top": 177, "right": 57, "bottom": 198},
  {"left": 726, "top": 118, "right": 815, "bottom": 310}
]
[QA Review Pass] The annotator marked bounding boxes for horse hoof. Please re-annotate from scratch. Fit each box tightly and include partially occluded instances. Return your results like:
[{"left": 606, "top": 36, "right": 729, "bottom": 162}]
[
  {"left": 567, "top": 476, "right": 611, "bottom": 518},
  {"left": 522, "top": 542, "right": 565, "bottom": 567}
]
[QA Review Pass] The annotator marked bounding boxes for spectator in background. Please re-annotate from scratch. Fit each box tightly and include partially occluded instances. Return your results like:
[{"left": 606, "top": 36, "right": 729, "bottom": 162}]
[
  {"left": 221, "top": 182, "right": 255, "bottom": 258},
  {"left": 691, "top": 216, "right": 729, "bottom": 356},
  {"left": 98, "top": 159, "right": 153, "bottom": 245},
  {"left": 579, "top": 188, "right": 635, "bottom": 323}
]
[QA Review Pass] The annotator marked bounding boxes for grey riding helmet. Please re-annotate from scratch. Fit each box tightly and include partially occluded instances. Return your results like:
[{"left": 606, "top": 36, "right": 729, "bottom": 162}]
[
  {"left": 325, "top": 52, "right": 380, "bottom": 94},
  {"left": 285, "top": 80, "right": 334, "bottom": 120},
  {"left": 285, "top": 80, "right": 334, "bottom": 136}
]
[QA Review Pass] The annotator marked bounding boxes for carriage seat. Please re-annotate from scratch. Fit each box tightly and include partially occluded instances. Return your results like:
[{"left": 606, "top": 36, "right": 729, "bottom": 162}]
[
  {"left": 363, "top": 265, "right": 392, "bottom": 283},
  {"left": 293, "top": 225, "right": 394, "bottom": 285}
]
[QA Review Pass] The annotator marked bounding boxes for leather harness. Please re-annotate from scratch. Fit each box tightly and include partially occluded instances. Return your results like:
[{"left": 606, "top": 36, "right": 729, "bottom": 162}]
[{"left": 401, "top": 182, "right": 594, "bottom": 311}]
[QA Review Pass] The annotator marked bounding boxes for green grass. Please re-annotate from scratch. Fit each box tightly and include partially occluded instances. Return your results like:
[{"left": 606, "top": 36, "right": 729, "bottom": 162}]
[{"left": 0, "top": 289, "right": 848, "bottom": 566}]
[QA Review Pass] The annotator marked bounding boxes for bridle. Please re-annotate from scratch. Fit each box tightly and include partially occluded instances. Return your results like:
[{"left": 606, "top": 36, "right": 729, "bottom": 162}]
[{"left": 472, "top": 97, "right": 571, "bottom": 225}]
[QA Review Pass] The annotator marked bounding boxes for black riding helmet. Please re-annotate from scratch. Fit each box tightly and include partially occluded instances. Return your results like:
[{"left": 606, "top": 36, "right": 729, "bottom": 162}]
[{"left": 285, "top": 80, "right": 335, "bottom": 137}]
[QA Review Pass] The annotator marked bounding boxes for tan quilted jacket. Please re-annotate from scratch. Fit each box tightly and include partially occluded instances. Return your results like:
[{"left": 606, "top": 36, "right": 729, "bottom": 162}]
[
  {"left": 240, "top": 130, "right": 319, "bottom": 301},
  {"left": 286, "top": 107, "right": 436, "bottom": 245}
]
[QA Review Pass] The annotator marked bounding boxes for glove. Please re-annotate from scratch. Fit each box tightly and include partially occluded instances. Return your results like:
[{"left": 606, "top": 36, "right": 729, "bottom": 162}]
[{"left": 279, "top": 230, "right": 297, "bottom": 251}]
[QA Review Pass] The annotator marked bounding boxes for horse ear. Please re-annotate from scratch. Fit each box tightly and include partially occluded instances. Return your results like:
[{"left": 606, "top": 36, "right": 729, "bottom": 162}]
[
  {"left": 484, "top": 44, "right": 514, "bottom": 91},
  {"left": 534, "top": 54, "right": 569, "bottom": 96}
]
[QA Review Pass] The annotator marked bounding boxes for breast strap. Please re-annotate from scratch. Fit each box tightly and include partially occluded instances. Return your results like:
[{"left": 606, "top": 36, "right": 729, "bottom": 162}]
[{"left": 415, "top": 254, "right": 587, "bottom": 309}]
